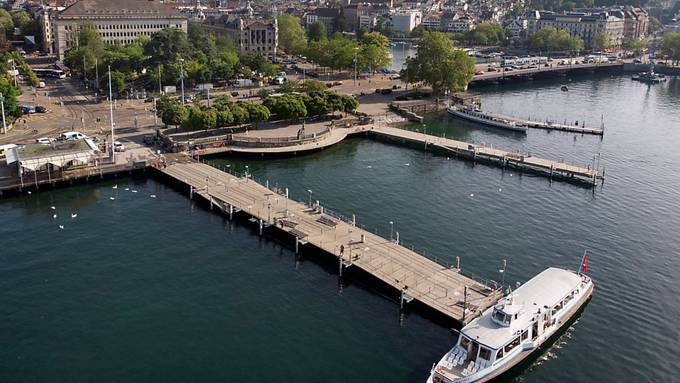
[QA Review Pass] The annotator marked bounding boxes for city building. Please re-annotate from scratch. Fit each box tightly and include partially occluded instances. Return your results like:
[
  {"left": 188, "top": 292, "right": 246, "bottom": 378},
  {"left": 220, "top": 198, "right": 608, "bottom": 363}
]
[
  {"left": 503, "top": 17, "right": 528, "bottom": 43},
  {"left": 51, "top": 0, "right": 188, "bottom": 60},
  {"left": 447, "top": 15, "right": 475, "bottom": 33},
  {"left": 529, "top": 11, "right": 624, "bottom": 48},
  {"left": 198, "top": 15, "right": 278, "bottom": 58},
  {"left": 621, "top": 6, "right": 648, "bottom": 41},
  {"left": 305, "top": 7, "right": 341, "bottom": 36},
  {"left": 390, "top": 10, "right": 422, "bottom": 33}
]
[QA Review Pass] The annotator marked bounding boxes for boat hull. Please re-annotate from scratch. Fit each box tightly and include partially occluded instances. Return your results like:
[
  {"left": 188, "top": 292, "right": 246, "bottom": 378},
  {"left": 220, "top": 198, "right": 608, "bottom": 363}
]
[{"left": 447, "top": 108, "right": 528, "bottom": 133}]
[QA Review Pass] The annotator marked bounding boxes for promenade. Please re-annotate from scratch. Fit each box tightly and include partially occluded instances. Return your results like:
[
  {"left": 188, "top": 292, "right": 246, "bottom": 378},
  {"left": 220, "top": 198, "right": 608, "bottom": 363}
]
[{"left": 160, "top": 156, "right": 503, "bottom": 325}]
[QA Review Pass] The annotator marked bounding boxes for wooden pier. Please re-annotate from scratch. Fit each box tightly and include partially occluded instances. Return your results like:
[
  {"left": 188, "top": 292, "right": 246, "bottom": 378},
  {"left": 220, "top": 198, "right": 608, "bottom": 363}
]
[
  {"left": 160, "top": 156, "right": 502, "bottom": 325},
  {"left": 367, "top": 126, "right": 603, "bottom": 184},
  {"left": 490, "top": 113, "right": 604, "bottom": 136}
]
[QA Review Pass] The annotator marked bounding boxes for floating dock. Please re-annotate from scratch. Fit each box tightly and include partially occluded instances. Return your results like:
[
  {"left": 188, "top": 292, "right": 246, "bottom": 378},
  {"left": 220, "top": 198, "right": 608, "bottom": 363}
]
[
  {"left": 366, "top": 126, "right": 603, "bottom": 185},
  {"left": 160, "top": 156, "right": 502, "bottom": 325}
]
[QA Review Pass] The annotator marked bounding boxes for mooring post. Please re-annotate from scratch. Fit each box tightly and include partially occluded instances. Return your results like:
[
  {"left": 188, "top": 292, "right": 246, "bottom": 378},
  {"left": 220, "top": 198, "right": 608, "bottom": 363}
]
[
  {"left": 456, "top": 256, "right": 460, "bottom": 271},
  {"left": 396, "top": 231, "right": 399, "bottom": 244},
  {"left": 266, "top": 179, "right": 269, "bottom": 189},
  {"left": 550, "top": 163, "right": 554, "bottom": 178},
  {"left": 360, "top": 234, "right": 365, "bottom": 243},
  {"left": 352, "top": 214, "right": 356, "bottom": 227},
  {"left": 189, "top": 185, "right": 193, "bottom": 200},
  {"left": 338, "top": 255, "right": 343, "bottom": 277},
  {"left": 210, "top": 196, "right": 213, "bottom": 210},
  {"left": 285, "top": 187, "right": 289, "bottom": 198},
  {"left": 400, "top": 289, "right": 405, "bottom": 310},
  {"left": 259, "top": 219, "right": 263, "bottom": 236},
  {"left": 229, "top": 204, "right": 233, "bottom": 220}
]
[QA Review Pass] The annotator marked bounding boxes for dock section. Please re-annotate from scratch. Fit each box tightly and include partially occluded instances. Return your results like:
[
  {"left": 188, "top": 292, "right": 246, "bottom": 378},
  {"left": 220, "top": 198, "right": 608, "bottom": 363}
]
[
  {"left": 490, "top": 113, "right": 604, "bottom": 135},
  {"left": 367, "top": 126, "right": 603, "bottom": 184},
  {"left": 160, "top": 157, "right": 502, "bottom": 325}
]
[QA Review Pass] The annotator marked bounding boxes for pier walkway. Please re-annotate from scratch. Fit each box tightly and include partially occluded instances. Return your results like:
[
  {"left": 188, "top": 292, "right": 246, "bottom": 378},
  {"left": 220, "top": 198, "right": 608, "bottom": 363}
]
[
  {"left": 368, "top": 126, "right": 602, "bottom": 184},
  {"left": 485, "top": 113, "right": 604, "bottom": 136},
  {"left": 160, "top": 157, "right": 502, "bottom": 325}
]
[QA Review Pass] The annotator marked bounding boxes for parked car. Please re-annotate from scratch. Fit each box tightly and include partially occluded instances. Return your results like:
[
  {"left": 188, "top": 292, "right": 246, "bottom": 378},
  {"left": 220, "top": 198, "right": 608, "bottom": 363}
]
[
  {"left": 20, "top": 105, "right": 35, "bottom": 114},
  {"left": 59, "top": 131, "right": 88, "bottom": 141},
  {"left": 35, "top": 106, "right": 50, "bottom": 113},
  {"left": 113, "top": 141, "right": 126, "bottom": 152},
  {"left": 231, "top": 91, "right": 239, "bottom": 97},
  {"left": 333, "top": 81, "right": 342, "bottom": 86},
  {"left": 144, "top": 97, "right": 154, "bottom": 103},
  {"left": 487, "top": 67, "right": 497, "bottom": 72},
  {"left": 380, "top": 88, "right": 393, "bottom": 95},
  {"left": 35, "top": 137, "right": 55, "bottom": 145},
  {"left": 475, "top": 71, "right": 485, "bottom": 75}
]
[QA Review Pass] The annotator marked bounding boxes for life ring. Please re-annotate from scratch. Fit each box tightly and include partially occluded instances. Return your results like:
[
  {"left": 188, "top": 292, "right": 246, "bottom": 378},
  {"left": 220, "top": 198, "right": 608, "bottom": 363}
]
[{"left": 436, "top": 365, "right": 443, "bottom": 373}]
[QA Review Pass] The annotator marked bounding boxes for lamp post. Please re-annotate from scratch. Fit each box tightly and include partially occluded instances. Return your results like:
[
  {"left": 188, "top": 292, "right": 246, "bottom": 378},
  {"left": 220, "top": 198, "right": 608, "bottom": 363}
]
[
  {"left": 179, "top": 58, "right": 185, "bottom": 105},
  {"left": 353, "top": 47, "right": 359, "bottom": 87},
  {"left": 0, "top": 93, "right": 6, "bottom": 134},
  {"left": 108, "top": 66, "right": 115, "bottom": 163}
]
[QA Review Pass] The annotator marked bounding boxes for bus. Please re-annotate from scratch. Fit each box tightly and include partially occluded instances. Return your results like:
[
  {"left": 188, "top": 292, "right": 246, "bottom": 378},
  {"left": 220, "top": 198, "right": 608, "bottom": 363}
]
[
  {"left": 33, "top": 68, "right": 67, "bottom": 79},
  {"left": 501, "top": 56, "right": 548, "bottom": 68}
]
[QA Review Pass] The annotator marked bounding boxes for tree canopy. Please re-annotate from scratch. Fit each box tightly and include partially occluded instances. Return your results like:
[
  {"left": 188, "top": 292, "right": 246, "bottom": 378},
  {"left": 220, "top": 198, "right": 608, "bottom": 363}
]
[
  {"left": 401, "top": 31, "right": 475, "bottom": 95},
  {"left": 305, "top": 33, "right": 390, "bottom": 72},
  {"left": 593, "top": 31, "right": 612, "bottom": 51},
  {"left": 461, "top": 23, "right": 506, "bottom": 46},
  {"left": 277, "top": 14, "right": 307, "bottom": 54},
  {"left": 531, "top": 27, "right": 584, "bottom": 52},
  {"left": 660, "top": 32, "right": 680, "bottom": 65},
  {"left": 307, "top": 21, "right": 327, "bottom": 42}
]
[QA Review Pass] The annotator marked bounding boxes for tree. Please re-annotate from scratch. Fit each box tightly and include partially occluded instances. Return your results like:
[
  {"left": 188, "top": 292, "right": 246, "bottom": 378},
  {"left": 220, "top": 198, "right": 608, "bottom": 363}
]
[
  {"left": 624, "top": 37, "right": 647, "bottom": 56},
  {"left": 303, "top": 92, "right": 332, "bottom": 116},
  {"left": 99, "top": 70, "right": 126, "bottom": 95},
  {"left": 410, "top": 25, "right": 427, "bottom": 39},
  {"left": 401, "top": 31, "right": 475, "bottom": 95},
  {"left": 463, "top": 23, "right": 505, "bottom": 46},
  {"left": 199, "top": 107, "right": 218, "bottom": 131},
  {"left": 230, "top": 103, "right": 250, "bottom": 125},
  {"left": 648, "top": 16, "right": 662, "bottom": 35},
  {"left": 593, "top": 31, "right": 612, "bottom": 51},
  {"left": 277, "top": 14, "right": 307, "bottom": 54},
  {"left": 0, "top": 9, "right": 13, "bottom": 33},
  {"left": 531, "top": 27, "right": 583, "bottom": 52},
  {"left": 0, "top": 73, "right": 21, "bottom": 121},
  {"left": 240, "top": 52, "right": 279, "bottom": 77},
  {"left": 10, "top": 11, "right": 31, "bottom": 32},
  {"left": 660, "top": 32, "right": 680, "bottom": 65},
  {"left": 264, "top": 95, "right": 307, "bottom": 119},
  {"left": 339, "top": 94, "right": 359, "bottom": 114},
  {"left": 308, "top": 21, "right": 327, "bottom": 42},
  {"left": 158, "top": 99, "right": 188, "bottom": 127},
  {"left": 144, "top": 28, "right": 194, "bottom": 66},
  {"left": 358, "top": 43, "right": 391, "bottom": 73},
  {"left": 243, "top": 103, "right": 270, "bottom": 127},
  {"left": 216, "top": 108, "right": 234, "bottom": 127},
  {"left": 181, "top": 106, "right": 203, "bottom": 131},
  {"left": 300, "top": 79, "right": 328, "bottom": 93}
]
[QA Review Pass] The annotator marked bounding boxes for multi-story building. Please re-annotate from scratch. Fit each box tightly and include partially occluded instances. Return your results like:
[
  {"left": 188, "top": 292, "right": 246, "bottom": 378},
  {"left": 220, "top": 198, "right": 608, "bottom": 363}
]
[
  {"left": 447, "top": 15, "right": 475, "bottom": 33},
  {"left": 305, "top": 7, "right": 341, "bottom": 36},
  {"left": 503, "top": 18, "right": 528, "bottom": 43},
  {"left": 51, "top": 0, "right": 188, "bottom": 60},
  {"left": 529, "top": 11, "right": 624, "bottom": 48},
  {"left": 199, "top": 15, "right": 278, "bottom": 58},
  {"left": 621, "top": 6, "right": 648, "bottom": 41},
  {"left": 390, "top": 10, "right": 422, "bottom": 33}
]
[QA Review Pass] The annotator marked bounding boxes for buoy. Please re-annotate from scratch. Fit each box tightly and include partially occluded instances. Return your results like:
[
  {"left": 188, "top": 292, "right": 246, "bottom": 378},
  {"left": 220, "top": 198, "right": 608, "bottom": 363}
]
[
  {"left": 470, "top": 193, "right": 474, "bottom": 197},
  {"left": 124, "top": 188, "right": 130, "bottom": 191},
  {"left": 52, "top": 214, "right": 57, "bottom": 219},
  {"left": 58, "top": 225, "right": 64, "bottom": 229},
  {"left": 71, "top": 213, "right": 78, "bottom": 218},
  {"left": 112, "top": 185, "right": 118, "bottom": 189},
  {"left": 50, "top": 206, "right": 56, "bottom": 210},
  {"left": 131, "top": 190, "right": 138, "bottom": 193},
  {"left": 150, "top": 194, "right": 157, "bottom": 198},
  {"left": 110, "top": 197, "right": 115, "bottom": 200}
]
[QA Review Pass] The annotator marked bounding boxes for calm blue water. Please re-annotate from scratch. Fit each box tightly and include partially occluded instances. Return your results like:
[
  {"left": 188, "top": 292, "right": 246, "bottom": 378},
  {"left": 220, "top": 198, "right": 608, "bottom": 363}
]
[{"left": 2, "top": 73, "right": 679, "bottom": 382}]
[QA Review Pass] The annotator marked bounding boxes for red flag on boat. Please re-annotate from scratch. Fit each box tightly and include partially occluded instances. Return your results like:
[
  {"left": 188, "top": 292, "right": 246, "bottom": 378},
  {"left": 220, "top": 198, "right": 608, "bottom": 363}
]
[{"left": 580, "top": 252, "right": 588, "bottom": 274}]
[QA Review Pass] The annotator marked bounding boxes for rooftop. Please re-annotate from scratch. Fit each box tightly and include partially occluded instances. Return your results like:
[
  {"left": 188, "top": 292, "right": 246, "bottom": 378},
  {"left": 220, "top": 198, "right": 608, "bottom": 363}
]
[{"left": 58, "top": 0, "right": 183, "bottom": 18}]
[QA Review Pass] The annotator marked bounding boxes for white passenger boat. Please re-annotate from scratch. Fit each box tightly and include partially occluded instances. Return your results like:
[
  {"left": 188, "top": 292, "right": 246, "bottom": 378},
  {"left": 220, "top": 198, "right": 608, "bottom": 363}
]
[
  {"left": 447, "top": 106, "right": 528, "bottom": 133},
  {"left": 427, "top": 266, "right": 594, "bottom": 383}
]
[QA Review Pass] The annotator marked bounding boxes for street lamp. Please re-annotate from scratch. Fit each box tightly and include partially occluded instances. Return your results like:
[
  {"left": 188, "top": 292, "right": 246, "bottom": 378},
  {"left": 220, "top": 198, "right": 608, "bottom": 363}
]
[
  {"left": 353, "top": 47, "right": 359, "bottom": 87},
  {"left": 307, "top": 189, "right": 313, "bottom": 207},
  {"left": 0, "top": 93, "right": 6, "bottom": 134},
  {"left": 179, "top": 58, "right": 185, "bottom": 105}
]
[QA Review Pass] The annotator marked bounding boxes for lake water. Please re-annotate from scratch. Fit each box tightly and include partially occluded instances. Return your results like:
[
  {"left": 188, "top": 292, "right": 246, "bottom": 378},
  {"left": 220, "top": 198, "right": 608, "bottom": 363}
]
[{"left": 2, "top": 72, "right": 679, "bottom": 382}]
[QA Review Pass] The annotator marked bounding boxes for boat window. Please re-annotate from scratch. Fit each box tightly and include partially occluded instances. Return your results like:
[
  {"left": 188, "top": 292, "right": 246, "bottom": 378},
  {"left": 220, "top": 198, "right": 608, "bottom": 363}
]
[
  {"left": 479, "top": 347, "right": 492, "bottom": 361},
  {"left": 496, "top": 348, "right": 504, "bottom": 360},
  {"left": 504, "top": 336, "right": 521, "bottom": 354},
  {"left": 521, "top": 329, "right": 529, "bottom": 341}
]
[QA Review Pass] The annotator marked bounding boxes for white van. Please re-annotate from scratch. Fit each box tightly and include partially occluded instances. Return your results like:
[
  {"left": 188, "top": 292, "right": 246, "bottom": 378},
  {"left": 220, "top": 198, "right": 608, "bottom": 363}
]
[{"left": 59, "top": 131, "right": 88, "bottom": 141}]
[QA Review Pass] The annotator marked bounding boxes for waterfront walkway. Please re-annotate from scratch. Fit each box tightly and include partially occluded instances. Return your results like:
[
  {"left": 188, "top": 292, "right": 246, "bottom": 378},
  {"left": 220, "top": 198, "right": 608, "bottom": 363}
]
[
  {"left": 368, "top": 126, "right": 602, "bottom": 184},
  {"left": 160, "top": 157, "right": 502, "bottom": 325}
]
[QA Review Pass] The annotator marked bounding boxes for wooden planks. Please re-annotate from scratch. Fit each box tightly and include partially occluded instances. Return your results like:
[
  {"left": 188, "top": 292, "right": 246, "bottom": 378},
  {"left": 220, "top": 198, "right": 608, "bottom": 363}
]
[{"left": 161, "top": 159, "right": 501, "bottom": 324}]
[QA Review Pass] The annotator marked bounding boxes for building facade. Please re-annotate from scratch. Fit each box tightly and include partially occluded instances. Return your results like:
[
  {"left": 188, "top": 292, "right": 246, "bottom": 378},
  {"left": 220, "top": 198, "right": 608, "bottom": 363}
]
[
  {"left": 52, "top": 0, "right": 188, "bottom": 60},
  {"left": 390, "top": 10, "right": 422, "bottom": 33},
  {"left": 622, "top": 6, "right": 648, "bottom": 41},
  {"left": 199, "top": 16, "right": 278, "bottom": 58},
  {"left": 529, "top": 11, "right": 624, "bottom": 48}
]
